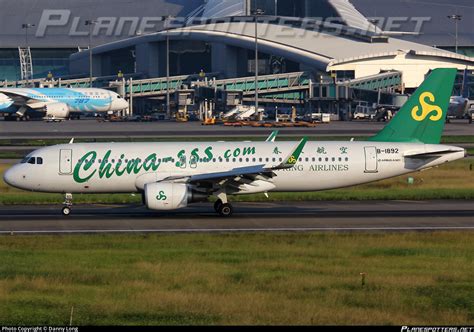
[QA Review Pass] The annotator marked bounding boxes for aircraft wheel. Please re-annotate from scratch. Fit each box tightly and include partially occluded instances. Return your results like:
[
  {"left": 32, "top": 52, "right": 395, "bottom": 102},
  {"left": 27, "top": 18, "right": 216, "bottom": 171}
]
[
  {"left": 213, "top": 199, "right": 223, "bottom": 212},
  {"left": 218, "top": 203, "right": 233, "bottom": 217},
  {"left": 62, "top": 206, "right": 71, "bottom": 216}
]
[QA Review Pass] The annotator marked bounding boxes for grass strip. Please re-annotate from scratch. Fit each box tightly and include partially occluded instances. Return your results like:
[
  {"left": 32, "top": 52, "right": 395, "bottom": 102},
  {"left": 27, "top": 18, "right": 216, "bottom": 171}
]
[{"left": 0, "top": 232, "right": 473, "bottom": 325}]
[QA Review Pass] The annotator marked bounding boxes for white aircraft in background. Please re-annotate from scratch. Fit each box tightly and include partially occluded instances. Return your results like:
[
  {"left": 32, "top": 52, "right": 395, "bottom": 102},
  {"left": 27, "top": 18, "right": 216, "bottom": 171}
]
[
  {"left": 0, "top": 87, "right": 129, "bottom": 121},
  {"left": 3, "top": 69, "right": 466, "bottom": 216},
  {"left": 448, "top": 68, "right": 473, "bottom": 123}
]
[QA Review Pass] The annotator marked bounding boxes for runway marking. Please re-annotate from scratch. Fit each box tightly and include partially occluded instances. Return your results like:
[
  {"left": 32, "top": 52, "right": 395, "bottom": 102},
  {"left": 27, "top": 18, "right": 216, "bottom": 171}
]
[{"left": 2, "top": 226, "right": 474, "bottom": 235}]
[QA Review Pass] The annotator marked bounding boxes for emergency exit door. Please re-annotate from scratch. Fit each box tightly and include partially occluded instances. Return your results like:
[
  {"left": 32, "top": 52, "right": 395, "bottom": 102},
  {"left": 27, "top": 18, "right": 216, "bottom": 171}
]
[
  {"left": 59, "top": 149, "right": 73, "bottom": 174},
  {"left": 364, "top": 146, "right": 378, "bottom": 173}
]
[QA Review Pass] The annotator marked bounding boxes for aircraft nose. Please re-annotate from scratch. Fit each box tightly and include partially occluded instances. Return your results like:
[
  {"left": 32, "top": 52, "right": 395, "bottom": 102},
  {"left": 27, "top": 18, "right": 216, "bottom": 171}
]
[
  {"left": 3, "top": 166, "right": 17, "bottom": 187},
  {"left": 121, "top": 99, "right": 129, "bottom": 109},
  {"left": 3, "top": 165, "right": 28, "bottom": 190}
]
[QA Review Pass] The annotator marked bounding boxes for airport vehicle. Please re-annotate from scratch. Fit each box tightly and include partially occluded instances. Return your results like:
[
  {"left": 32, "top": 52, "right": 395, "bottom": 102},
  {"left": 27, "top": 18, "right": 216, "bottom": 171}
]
[
  {"left": 448, "top": 69, "right": 473, "bottom": 123},
  {"left": 222, "top": 105, "right": 264, "bottom": 121},
  {"left": 0, "top": 88, "right": 129, "bottom": 121},
  {"left": 353, "top": 101, "right": 376, "bottom": 120},
  {"left": 304, "top": 113, "right": 331, "bottom": 123},
  {"left": 3, "top": 69, "right": 465, "bottom": 217}
]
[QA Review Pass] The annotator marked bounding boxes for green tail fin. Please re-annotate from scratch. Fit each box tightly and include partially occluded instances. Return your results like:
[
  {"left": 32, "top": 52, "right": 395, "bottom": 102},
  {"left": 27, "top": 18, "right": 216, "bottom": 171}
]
[{"left": 369, "top": 68, "right": 457, "bottom": 144}]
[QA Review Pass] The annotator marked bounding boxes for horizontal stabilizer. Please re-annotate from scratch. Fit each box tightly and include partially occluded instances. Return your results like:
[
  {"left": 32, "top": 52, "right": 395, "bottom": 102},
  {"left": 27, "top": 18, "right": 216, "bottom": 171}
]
[{"left": 404, "top": 148, "right": 465, "bottom": 159}]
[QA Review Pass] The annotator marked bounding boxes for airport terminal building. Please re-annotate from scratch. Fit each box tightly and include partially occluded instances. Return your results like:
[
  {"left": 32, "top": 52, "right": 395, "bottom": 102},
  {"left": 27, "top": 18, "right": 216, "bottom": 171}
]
[{"left": 0, "top": 0, "right": 473, "bottom": 84}]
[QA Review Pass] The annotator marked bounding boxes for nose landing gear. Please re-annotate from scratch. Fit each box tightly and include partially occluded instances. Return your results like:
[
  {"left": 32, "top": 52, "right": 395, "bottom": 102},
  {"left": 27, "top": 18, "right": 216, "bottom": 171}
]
[{"left": 62, "top": 193, "right": 73, "bottom": 216}]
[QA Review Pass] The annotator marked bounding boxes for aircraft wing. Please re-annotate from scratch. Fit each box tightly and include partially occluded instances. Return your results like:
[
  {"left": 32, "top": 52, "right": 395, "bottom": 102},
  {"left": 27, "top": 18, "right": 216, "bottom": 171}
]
[
  {"left": 160, "top": 138, "right": 308, "bottom": 193},
  {"left": 0, "top": 89, "right": 49, "bottom": 109},
  {"left": 163, "top": 164, "right": 275, "bottom": 184}
]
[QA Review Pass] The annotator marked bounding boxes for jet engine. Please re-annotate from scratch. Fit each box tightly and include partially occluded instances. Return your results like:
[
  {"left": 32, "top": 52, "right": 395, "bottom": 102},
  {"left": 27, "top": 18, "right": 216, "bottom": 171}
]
[
  {"left": 144, "top": 182, "right": 207, "bottom": 211},
  {"left": 44, "top": 103, "right": 70, "bottom": 119}
]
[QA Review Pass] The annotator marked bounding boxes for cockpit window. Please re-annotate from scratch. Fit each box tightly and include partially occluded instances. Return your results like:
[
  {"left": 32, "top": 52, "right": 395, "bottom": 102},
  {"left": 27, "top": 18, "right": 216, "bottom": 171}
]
[
  {"left": 117, "top": 95, "right": 122, "bottom": 99},
  {"left": 20, "top": 157, "right": 43, "bottom": 165}
]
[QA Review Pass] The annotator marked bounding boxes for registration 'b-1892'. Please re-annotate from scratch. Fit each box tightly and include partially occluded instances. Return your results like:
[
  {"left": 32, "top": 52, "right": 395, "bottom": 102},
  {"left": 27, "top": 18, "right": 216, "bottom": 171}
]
[{"left": 3, "top": 69, "right": 466, "bottom": 216}]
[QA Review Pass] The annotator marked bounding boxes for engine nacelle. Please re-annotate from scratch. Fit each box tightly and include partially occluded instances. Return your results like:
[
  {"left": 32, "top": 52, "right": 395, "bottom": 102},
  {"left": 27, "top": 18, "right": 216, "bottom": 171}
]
[
  {"left": 144, "top": 182, "right": 206, "bottom": 211},
  {"left": 44, "top": 103, "right": 70, "bottom": 119}
]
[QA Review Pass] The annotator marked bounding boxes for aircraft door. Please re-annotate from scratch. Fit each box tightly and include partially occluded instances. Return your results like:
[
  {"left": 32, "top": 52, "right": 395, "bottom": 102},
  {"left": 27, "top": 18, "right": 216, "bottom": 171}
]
[
  {"left": 364, "top": 146, "right": 378, "bottom": 173},
  {"left": 59, "top": 149, "right": 73, "bottom": 175}
]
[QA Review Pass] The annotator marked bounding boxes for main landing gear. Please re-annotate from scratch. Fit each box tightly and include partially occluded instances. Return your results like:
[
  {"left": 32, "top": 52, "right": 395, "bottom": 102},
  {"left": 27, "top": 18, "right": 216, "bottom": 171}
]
[
  {"left": 62, "top": 193, "right": 73, "bottom": 216},
  {"left": 213, "top": 192, "right": 233, "bottom": 217},
  {"left": 214, "top": 199, "right": 233, "bottom": 217}
]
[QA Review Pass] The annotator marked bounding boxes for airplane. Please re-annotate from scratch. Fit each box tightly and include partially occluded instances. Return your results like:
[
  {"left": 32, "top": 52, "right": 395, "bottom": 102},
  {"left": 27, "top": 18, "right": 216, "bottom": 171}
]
[
  {"left": 448, "top": 68, "right": 473, "bottom": 123},
  {"left": 0, "top": 87, "right": 129, "bottom": 121},
  {"left": 3, "top": 68, "right": 466, "bottom": 217}
]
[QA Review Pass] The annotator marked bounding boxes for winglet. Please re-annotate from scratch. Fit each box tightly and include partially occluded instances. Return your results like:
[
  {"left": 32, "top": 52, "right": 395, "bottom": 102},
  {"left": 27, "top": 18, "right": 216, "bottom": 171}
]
[
  {"left": 265, "top": 130, "right": 279, "bottom": 142},
  {"left": 69, "top": 138, "right": 75, "bottom": 144},
  {"left": 273, "top": 137, "right": 308, "bottom": 169}
]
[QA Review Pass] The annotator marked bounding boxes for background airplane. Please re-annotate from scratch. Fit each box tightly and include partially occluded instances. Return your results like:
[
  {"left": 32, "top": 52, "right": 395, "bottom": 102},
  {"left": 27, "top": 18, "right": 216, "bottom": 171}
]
[
  {"left": 3, "top": 69, "right": 466, "bottom": 217},
  {"left": 448, "top": 68, "right": 473, "bottom": 123},
  {"left": 0, "top": 88, "right": 129, "bottom": 121}
]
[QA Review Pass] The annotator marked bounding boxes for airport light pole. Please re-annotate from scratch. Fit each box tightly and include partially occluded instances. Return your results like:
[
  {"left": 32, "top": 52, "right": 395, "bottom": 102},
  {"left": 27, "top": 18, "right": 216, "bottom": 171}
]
[
  {"left": 22, "top": 23, "right": 35, "bottom": 87},
  {"left": 161, "top": 16, "right": 175, "bottom": 119},
  {"left": 252, "top": 8, "right": 265, "bottom": 117},
  {"left": 85, "top": 20, "right": 97, "bottom": 87},
  {"left": 447, "top": 14, "right": 462, "bottom": 54}
]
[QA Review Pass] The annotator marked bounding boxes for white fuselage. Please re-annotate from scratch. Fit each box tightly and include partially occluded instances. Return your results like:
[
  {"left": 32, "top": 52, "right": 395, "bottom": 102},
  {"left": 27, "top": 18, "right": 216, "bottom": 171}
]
[{"left": 4, "top": 141, "right": 465, "bottom": 194}]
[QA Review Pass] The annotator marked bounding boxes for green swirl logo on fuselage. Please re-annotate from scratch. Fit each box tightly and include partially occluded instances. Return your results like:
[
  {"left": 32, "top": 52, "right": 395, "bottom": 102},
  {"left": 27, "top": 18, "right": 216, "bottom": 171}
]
[{"left": 156, "top": 191, "right": 167, "bottom": 201}]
